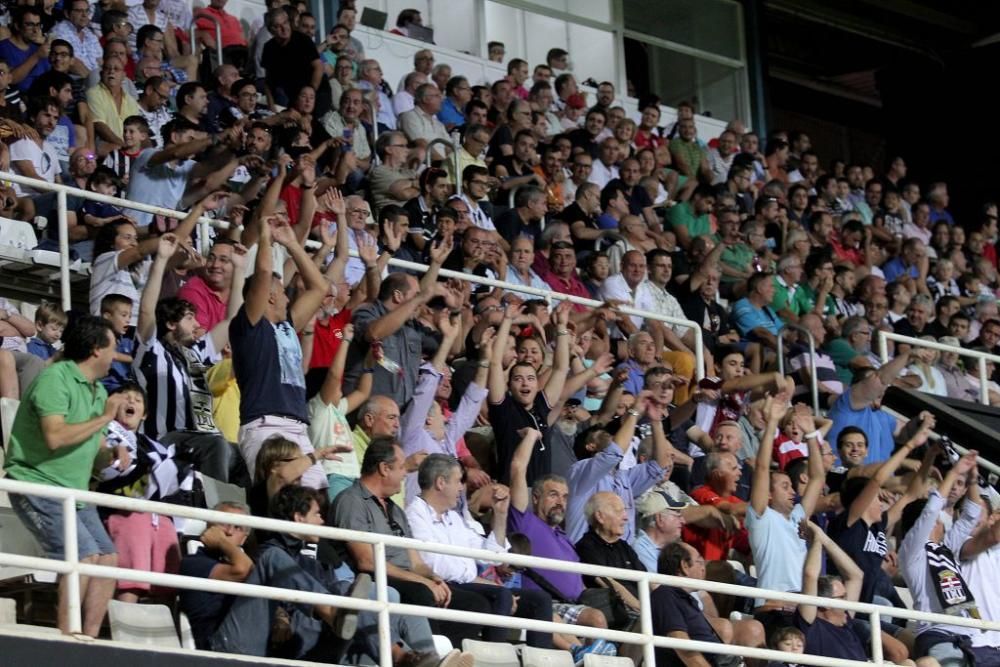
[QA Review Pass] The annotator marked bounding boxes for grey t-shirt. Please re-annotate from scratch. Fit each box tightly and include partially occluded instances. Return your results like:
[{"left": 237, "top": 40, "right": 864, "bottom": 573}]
[{"left": 328, "top": 478, "right": 412, "bottom": 569}]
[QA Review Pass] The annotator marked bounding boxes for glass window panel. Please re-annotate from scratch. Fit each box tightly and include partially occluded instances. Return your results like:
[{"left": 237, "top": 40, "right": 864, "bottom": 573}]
[
  {"left": 428, "top": 0, "right": 478, "bottom": 54},
  {"left": 524, "top": 12, "right": 567, "bottom": 70},
  {"left": 485, "top": 1, "right": 524, "bottom": 63},
  {"left": 568, "top": 23, "right": 615, "bottom": 85},
  {"left": 623, "top": 0, "right": 741, "bottom": 61}
]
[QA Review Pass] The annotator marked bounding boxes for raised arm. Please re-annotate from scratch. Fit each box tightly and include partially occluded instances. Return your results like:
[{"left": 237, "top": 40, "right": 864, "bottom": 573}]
[
  {"left": 542, "top": 302, "right": 572, "bottom": 409},
  {"left": 798, "top": 412, "right": 827, "bottom": 518},
  {"left": 208, "top": 243, "right": 248, "bottom": 353},
  {"left": 244, "top": 216, "right": 276, "bottom": 326},
  {"left": 488, "top": 302, "right": 520, "bottom": 405},
  {"left": 275, "top": 219, "right": 332, "bottom": 331},
  {"left": 751, "top": 396, "right": 785, "bottom": 516},
  {"left": 509, "top": 427, "right": 543, "bottom": 513},
  {"left": 136, "top": 233, "right": 179, "bottom": 342},
  {"left": 846, "top": 426, "right": 925, "bottom": 526}
]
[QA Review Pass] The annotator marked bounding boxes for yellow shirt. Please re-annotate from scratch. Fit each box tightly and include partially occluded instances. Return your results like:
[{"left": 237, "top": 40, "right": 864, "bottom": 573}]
[
  {"left": 206, "top": 358, "right": 240, "bottom": 444},
  {"left": 85, "top": 83, "right": 142, "bottom": 140}
]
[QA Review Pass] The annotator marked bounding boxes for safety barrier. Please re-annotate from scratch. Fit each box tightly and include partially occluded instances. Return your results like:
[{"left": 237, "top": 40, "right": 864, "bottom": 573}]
[{"left": 2, "top": 476, "right": 999, "bottom": 667}]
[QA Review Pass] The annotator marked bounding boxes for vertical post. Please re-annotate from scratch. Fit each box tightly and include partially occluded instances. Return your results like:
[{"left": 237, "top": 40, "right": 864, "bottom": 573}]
[
  {"left": 316, "top": 0, "right": 326, "bottom": 41},
  {"left": 979, "top": 357, "right": 990, "bottom": 405},
  {"left": 869, "top": 609, "right": 883, "bottom": 665},
  {"left": 373, "top": 542, "right": 392, "bottom": 667},
  {"left": 638, "top": 576, "right": 655, "bottom": 667},
  {"left": 199, "top": 218, "right": 211, "bottom": 257},
  {"left": 214, "top": 22, "right": 223, "bottom": 68},
  {"left": 56, "top": 189, "right": 70, "bottom": 312},
  {"left": 693, "top": 327, "right": 705, "bottom": 381},
  {"left": 806, "top": 330, "right": 819, "bottom": 415},
  {"left": 62, "top": 496, "right": 82, "bottom": 634},
  {"left": 877, "top": 331, "right": 889, "bottom": 364},
  {"left": 776, "top": 326, "right": 785, "bottom": 376}
]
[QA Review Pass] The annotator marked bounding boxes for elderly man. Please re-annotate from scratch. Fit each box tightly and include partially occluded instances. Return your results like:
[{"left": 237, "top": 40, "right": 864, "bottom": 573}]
[
  {"left": 396, "top": 48, "right": 434, "bottom": 92},
  {"left": 446, "top": 124, "right": 489, "bottom": 187},
  {"left": 86, "top": 56, "right": 141, "bottom": 149},
  {"left": 543, "top": 241, "right": 591, "bottom": 309},
  {"left": 321, "top": 88, "right": 372, "bottom": 180},
  {"left": 342, "top": 240, "right": 450, "bottom": 408},
  {"left": 370, "top": 131, "right": 419, "bottom": 213},
  {"left": 399, "top": 83, "right": 450, "bottom": 158},
  {"left": 683, "top": 451, "right": 748, "bottom": 561},
  {"left": 51, "top": 0, "right": 102, "bottom": 74},
  {"left": 438, "top": 75, "right": 471, "bottom": 130},
  {"left": 357, "top": 58, "right": 396, "bottom": 131},
  {"left": 406, "top": 454, "right": 554, "bottom": 647},
  {"left": 632, "top": 492, "right": 687, "bottom": 572},
  {"left": 495, "top": 184, "right": 547, "bottom": 243}
]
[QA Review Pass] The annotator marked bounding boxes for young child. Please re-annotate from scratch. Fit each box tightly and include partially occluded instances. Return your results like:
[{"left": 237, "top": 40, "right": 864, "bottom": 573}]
[
  {"left": 81, "top": 170, "right": 126, "bottom": 231},
  {"left": 25, "top": 300, "right": 67, "bottom": 361},
  {"left": 103, "top": 115, "right": 150, "bottom": 184},
  {"left": 772, "top": 409, "right": 832, "bottom": 471},
  {"left": 765, "top": 626, "right": 804, "bottom": 667},
  {"left": 927, "top": 258, "right": 960, "bottom": 301},
  {"left": 97, "top": 382, "right": 194, "bottom": 602},
  {"left": 100, "top": 293, "right": 136, "bottom": 392}
]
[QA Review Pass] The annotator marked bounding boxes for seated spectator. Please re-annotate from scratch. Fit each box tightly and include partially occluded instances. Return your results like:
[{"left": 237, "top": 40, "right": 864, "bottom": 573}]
[
  {"left": 575, "top": 491, "right": 647, "bottom": 617},
  {"left": 87, "top": 56, "right": 142, "bottom": 151},
  {"left": 633, "top": 491, "right": 687, "bottom": 572},
  {"left": 357, "top": 58, "right": 396, "bottom": 131},
  {"left": 399, "top": 83, "right": 450, "bottom": 159},
  {"left": 370, "top": 131, "right": 419, "bottom": 213},
  {"left": 495, "top": 185, "right": 546, "bottom": 244},
  {"left": 439, "top": 75, "right": 470, "bottom": 130},
  {"left": 51, "top": 0, "right": 102, "bottom": 75},
  {"left": 194, "top": 0, "right": 247, "bottom": 51},
  {"left": 543, "top": 241, "right": 592, "bottom": 308},
  {"left": 731, "top": 272, "right": 787, "bottom": 349},
  {"left": 394, "top": 70, "right": 426, "bottom": 118},
  {"left": 320, "top": 88, "right": 372, "bottom": 186},
  {"left": 136, "top": 76, "right": 173, "bottom": 146},
  {"left": 0, "top": 8, "right": 51, "bottom": 93},
  {"left": 446, "top": 124, "right": 489, "bottom": 187},
  {"left": 261, "top": 7, "right": 330, "bottom": 113},
  {"left": 668, "top": 184, "right": 715, "bottom": 251}
]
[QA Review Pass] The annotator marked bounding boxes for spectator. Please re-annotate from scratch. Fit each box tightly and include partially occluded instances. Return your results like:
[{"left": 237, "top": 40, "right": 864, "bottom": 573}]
[
  {"left": 9, "top": 96, "right": 62, "bottom": 197},
  {"left": 370, "top": 131, "right": 419, "bottom": 213},
  {"left": 136, "top": 76, "right": 173, "bottom": 146},
  {"left": 633, "top": 491, "right": 687, "bottom": 572},
  {"left": 87, "top": 56, "right": 141, "bottom": 150},
  {"left": 495, "top": 184, "right": 546, "bottom": 244},
  {"left": 394, "top": 70, "right": 426, "bottom": 118},
  {"left": 320, "top": 88, "right": 372, "bottom": 181},
  {"left": 670, "top": 118, "right": 711, "bottom": 184},
  {"left": 399, "top": 83, "right": 450, "bottom": 158},
  {"left": 51, "top": 0, "right": 102, "bottom": 75},
  {"left": 357, "top": 58, "right": 396, "bottom": 131},
  {"left": 574, "top": 491, "right": 647, "bottom": 616},
  {"left": 261, "top": 7, "right": 330, "bottom": 113},
  {"left": 0, "top": 7, "right": 51, "bottom": 93},
  {"left": 176, "top": 225, "right": 242, "bottom": 331},
  {"left": 3, "top": 316, "right": 122, "bottom": 636},
  {"left": 194, "top": 0, "right": 247, "bottom": 52}
]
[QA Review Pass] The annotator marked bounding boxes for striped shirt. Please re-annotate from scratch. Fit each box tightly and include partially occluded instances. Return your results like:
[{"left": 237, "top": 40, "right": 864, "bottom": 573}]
[{"left": 134, "top": 333, "right": 220, "bottom": 440}]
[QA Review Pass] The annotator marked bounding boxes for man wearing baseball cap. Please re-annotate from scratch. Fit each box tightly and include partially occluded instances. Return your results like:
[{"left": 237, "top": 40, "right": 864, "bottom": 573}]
[{"left": 633, "top": 491, "right": 689, "bottom": 572}]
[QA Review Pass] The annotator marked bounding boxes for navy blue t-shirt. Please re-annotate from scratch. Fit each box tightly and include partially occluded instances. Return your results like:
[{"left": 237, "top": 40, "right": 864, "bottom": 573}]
[
  {"left": 650, "top": 586, "right": 721, "bottom": 667},
  {"left": 230, "top": 305, "right": 308, "bottom": 424},
  {"left": 795, "top": 611, "right": 868, "bottom": 661},
  {"left": 179, "top": 548, "right": 233, "bottom": 648},
  {"left": 826, "top": 511, "right": 888, "bottom": 605}
]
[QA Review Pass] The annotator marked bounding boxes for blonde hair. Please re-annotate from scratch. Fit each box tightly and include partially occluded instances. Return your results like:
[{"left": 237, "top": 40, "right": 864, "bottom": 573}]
[
  {"left": 254, "top": 436, "right": 302, "bottom": 483},
  {"left": 34, "top": 300, "right": 68, "bottom": 327}
]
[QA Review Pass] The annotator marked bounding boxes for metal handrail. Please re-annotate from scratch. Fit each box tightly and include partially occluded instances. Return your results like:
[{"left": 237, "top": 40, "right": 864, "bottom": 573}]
[
  {"left": 4, "top": 476, "right": 1000, "bottom": 667},
  {"left": 0, "top": 171, "right": 706, "bottom": 380},
  {"left": 425, "top": 137, "right": 461, "bottom": 185},
  {"left": 361, "top": 98, "right": 379, "bottom": 163},
  {"left": 777, "top": 322, "right": 820, "bottom": 414},
  {"left": 191, "top": 8, "right": 225, "bottom": 70},
  {"left": 878, "top": 330, "right": 1000, "bottom": 405}
]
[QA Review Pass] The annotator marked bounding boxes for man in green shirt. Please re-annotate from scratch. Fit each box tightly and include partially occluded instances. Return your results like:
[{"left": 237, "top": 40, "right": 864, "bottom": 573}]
[
  {"left": 667, "top": 184, "right": 715, "bottom": 250},
  {"left": 4, "top": 315, "right": 125, "bottom": 637}
]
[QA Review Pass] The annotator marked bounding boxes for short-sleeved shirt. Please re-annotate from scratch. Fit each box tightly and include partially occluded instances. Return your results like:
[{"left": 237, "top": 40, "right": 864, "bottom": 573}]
[
  {"left": 126, "top": 148, "right": 197, "bottom": 229},
  {"left": 194, "top": 6, "right": 246, "bottom": 47},
  {"left": 3, "top": 361, "right": 108, "bottom": 490},
  {"left": 683, "top": 486, "right": 744, "bottom": 561},
  {"left": 720, "top": 243, "right": 754, "bottom": 283},
  {"left": 827, "top": 390, "right": 896, "bottom": 463},
  {"left": 178, "top": 548, "right": 233, "bottom": 649},
  {"left": 795, "top": 610, "right": 868, "bottom": 661},
  {"left": 134, "top": 333, "right": 220, "bottom": 439},
  {"left": 176, "top": 275, "right": 227, "bottom": 332},
  {"left": 575, "top": 530, "right": 646, "bottom": 597},
  {"left": 89, "top": 251, "right": 150, "bottom": 325},
  {"left": 746, "top": 503, "right": 807, "bottom": 605},
  {"left": 489, "top": 392, "right": 552, "bottom": 485},
  {"left": 328, "top": 478, "right": 413, "bottom": 569},
  {"left": 261, "top": 32, "right": 321, "bottom": 101},
  {"left": 86, "top": 83, "right": 142, "bottom": 140},
  {"left": 342, "top": 300, "right": 422, "bottom": 408},
  {"left": 230, "top": 306, "right": 308, "bottom": 425},
  {"left": 10, "top": 138, "right": 60, "bottom": 193},
  {"left": 827, "top": 511, "right": 888, "bottom": 605},
  {"left": 369, "top": 164, "right": 417, "bottom": 213},
  {"left": 0, "top": 38, "right": 49, "bottom": 91},
  {"left": 824, "top": 338, "right": 862, "bottom": 384},
  {"left": 651, "top": 586, "right": 722, "bottom": 667},
  {"left": 731, "top": 298, "right": 784, "bottom": 338},
  {"left": 308, "top": 395, "right": 359, "bottom": 479},
  {"left": 507, "top": 505, "right": 584, "bottom": 601},
  {"left": 668, "top": 200, "right": 712, "bottom": 239}
]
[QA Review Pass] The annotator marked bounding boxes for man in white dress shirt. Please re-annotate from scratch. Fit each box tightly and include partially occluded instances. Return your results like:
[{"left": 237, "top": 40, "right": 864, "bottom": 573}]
[{"left": 406, "top": 454, "right": 555, "bottom": 647}]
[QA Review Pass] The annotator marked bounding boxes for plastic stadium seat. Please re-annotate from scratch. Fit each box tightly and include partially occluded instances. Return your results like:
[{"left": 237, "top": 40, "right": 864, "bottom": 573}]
[
  {"left": 0, "top": 504, "right": 57, "bottom": 584},
  {"left": 0, "top": 218, "right": 37, "bottom": 251},
  {"left": 1, "top": 397, "right": 19, "bottom": 450},
  {"left": 521, "top": 645, "right": 575, "bottom": 667},
  {"left": 461, "top": 639, "right": 520, "bottom": 667},
  {"left": 583, "top": 656, "right": 635, "bottom": 667},
  {"left": 178, "top": 611, "right": 195, "bottom": 650},
  {"left": 197, "top": 472, "right": 247, "bottom": 509},
  {"left": 433, "top": 634, "right": 455, "bottom": 657},
  {"left": 107, "top": 600, "right": 181, "bottom": 648}
]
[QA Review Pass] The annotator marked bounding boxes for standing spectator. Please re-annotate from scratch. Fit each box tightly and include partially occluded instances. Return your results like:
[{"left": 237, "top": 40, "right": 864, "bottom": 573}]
[
  {"left": 9, "top": 96, "right": 62, "bottom": 196},
  {"left": 261, "top": 8, "right": 330, "bottom": 114},
  {"left": 194, "top": 0, "right": 247, "bottom": 52},
  {"left": 231, "top": 215, "right": 332, "bottom": 490},
  {"left": 3, "top": 316, "right": 123, "bottom": 636}
]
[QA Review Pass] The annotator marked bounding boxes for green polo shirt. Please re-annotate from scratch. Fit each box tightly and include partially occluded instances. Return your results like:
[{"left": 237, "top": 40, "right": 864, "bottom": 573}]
[
  {"left": 668, "top": 201, "right": 712, "bottom": 240},
  {"left": 825, "top": 338, "right": 861, "bottom": 384},
  {"left": 720, "top": 243, "right": 755, "bottom": 284},
  {"left": 792, "top": 282, "right": 836, "bottom": 317},
  {"left": 770, "top": 276, "right": 800, "bottom": 314},
  {"left": 4, "top": 361, "right": 108, "bottom": 490}
]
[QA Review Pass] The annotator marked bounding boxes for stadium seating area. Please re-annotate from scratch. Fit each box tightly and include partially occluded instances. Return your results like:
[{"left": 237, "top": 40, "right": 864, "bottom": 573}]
[{"left": 1, "top": 1, "right": 1000, "bottom": 666}]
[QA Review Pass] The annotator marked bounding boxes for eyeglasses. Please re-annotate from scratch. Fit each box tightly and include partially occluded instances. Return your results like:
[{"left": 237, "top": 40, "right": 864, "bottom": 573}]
[{"left": 389, "top": 143, "right": 408, "bottom": 148}]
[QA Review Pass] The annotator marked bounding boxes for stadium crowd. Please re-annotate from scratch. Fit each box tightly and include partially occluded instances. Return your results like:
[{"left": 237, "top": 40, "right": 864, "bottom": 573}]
[{"left": 2, "top": 1, "right": 1000, "bottom": 667}]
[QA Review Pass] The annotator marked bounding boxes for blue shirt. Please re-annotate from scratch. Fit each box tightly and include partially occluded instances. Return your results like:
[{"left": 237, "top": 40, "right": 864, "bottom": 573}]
[
  {"left": 125, "top": 148, "right": 197, "bottom": 229},
  {"left": 826, "top": 387, "right": 897, "bottom": 463},
  {"left": 0, "top": 38, "right": 49, "bottom": 92},
  {"left": 633, "top": 529, "right": 661, "bottom": 573},
  {"left": 597, "top": 212, "right": 620, "bottom": 230},
  {"left": 437, "top": 97, "right": 465, "bottom": 128},
  {"left": 881, "top": 256, "right": 918, "bottom": 284},
  {"left": 617, "top": 359, "right": 646, "bottom": 396},
  {"left": 102, "top": 333, "right": 135, "bottom": 393},
  {"left": 566, "top": 444, "right": 664, "bottom": 544},
  {"left": 731, "top": 297, "right": 784, "bottom": 338},
  {"left": 746, "top": 503, "right": 807, "bottom": 606},
  {"left": 26, "top": 337, "right": 56, "bottom": 360}
]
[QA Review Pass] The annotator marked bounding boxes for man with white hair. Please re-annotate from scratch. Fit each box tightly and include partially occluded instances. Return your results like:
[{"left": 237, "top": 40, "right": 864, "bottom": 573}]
[
  {"left": 632, "top": 491, "right": 688, "bottom": 572},
  {"left": 399, "top": 83, "right": 450, "bottom": 157},
  {"left": 393, "top": 71, "right": 426, "bottom": 117},
  {"left": 357, "top": 58, "right": 396, "bottom": 130}
]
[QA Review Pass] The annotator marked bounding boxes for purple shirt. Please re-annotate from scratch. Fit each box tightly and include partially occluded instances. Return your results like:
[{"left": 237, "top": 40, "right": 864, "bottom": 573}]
[
  {"left": 401, "top": 365, "right": 488, "bottom": 504},
  {"left": 508, "top": 505, "right": 584, "bottom": 601}
]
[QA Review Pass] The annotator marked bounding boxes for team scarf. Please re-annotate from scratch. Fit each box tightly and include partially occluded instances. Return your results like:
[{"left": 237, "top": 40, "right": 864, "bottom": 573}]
[{"left": 926, "top": 541, "right": 981, "bottom": 619}]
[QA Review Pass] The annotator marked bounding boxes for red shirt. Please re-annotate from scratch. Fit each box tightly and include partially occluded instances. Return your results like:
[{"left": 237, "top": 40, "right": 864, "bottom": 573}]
[
  {"left": 177, "top": 275, "right": 226, "bottom": 332},
  {"left": 194, "top": 6, "right": 247, "bottom": 47},
  {"left": 544, "top": 272, "right": 590, "bottom": 312},
  {"left": 280, "top": 183, "right": 303, "bottom": 228},
  {"left": 683, "top": 485, "right": 747, "bottom": 561},
  {"left": 308, "top": 309, "right": 352, "bottom": 370}
]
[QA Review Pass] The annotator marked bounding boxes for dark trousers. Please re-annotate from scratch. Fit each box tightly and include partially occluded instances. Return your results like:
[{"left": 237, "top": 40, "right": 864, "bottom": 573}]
[
  {"left": 388, "top": 576, "right": 504, "bottom": 645},
  {"left": 160, "top": 430, "right": 250, "bottom": 487},
  {"left": 452, "top": 582, "right": 553, "bottom": 648}
]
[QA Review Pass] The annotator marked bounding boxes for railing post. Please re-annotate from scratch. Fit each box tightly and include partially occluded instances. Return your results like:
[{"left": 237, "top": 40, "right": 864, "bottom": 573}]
[
  {"left": 639, "top": 576, "right": 655, "bottom": 667},
  {"left": 198, "top": 219, "right": 211, "bottom": 257},
  {"left": 877, "top": 330, "right": 889, "bottom": 364},
  {"left": 806, "top": 328, "right": 819, "bottom": 415},
  {"left": 693, "top": 327, "right": 705, "bottom": 381},
  {"left": 869, "top": 609, "right": 883, "bottom": 665},
  {"left": 979, "top": 357, "right": 989, "bottom": 405},
  {"left": 56, "top": 189, "right": 70, "bottom": 312},
  {"left": 373, "top": 542, "right": 392, "bottom": 667},
  {"left": 777, "top": 328, "right": 785, "bottom": 376},
  {"left": 62, "top": 496, "right": 82, "bottom": 634}
]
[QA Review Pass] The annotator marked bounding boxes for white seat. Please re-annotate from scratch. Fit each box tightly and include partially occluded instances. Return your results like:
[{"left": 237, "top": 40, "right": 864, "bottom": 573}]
[
  {"left": 0, "top": 217, "right": 37, "bottom": 251},
  {"left": 178, "top": 611, "right": 195, "bottom": 650},
  {"left": 583, "top": 655, "right": 635, "bottom": 667},
  {"left": 107, "top": 600, "right": 181, "bottom": 648},
  {"left": 726, "top": 560, "right": 746, "bottom": 575},
  {"left": 433, "top": 634, "right": 454, "bottom": 657},
  {"left": 197, "top": 472, "right": 247, "bottom": 509},
  {"left": 1, "top": 397, "right": 19, "bottom": 450},
  {"left": 461, "top": 639, "right": 521, "bottom": 667},
  {"left": 0, "top": 505, "right": 56, "bottom": 583},
  {"left": 521, "top": 645, "right": 575, "bottom": 667}
]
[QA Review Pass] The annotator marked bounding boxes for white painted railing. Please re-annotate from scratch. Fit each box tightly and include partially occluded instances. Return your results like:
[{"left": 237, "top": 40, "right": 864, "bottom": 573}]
[
  {"left": 2, "top": 477, "right": 1000, "bottom": 667},
  {"left": 0, "top": 172, "right": 706, "bottom": 380},
  {"left": 878, "top": 330, "right": 1000, "bottom": 405}
]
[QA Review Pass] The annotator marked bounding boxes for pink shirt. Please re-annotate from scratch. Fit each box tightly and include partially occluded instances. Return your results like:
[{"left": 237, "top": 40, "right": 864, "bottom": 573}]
[{"left": 177, "top": 275, "right": 226, "bottom": 332}]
